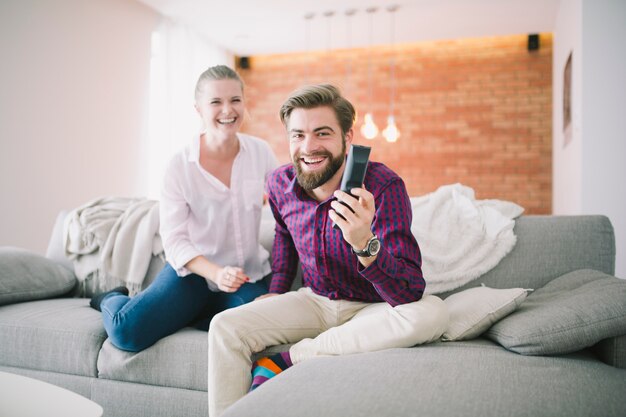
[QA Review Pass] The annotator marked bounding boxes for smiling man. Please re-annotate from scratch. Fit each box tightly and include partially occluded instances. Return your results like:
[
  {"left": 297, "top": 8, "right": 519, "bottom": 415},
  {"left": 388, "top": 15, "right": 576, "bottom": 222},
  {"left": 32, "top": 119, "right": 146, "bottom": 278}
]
[{"left": 208, "top": 84, "right": 449, "bottom": 417}]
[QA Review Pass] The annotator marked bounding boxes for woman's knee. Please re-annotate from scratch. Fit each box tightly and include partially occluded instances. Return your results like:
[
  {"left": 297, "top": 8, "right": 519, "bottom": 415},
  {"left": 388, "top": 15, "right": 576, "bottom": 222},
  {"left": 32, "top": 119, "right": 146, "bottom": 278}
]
[
  {"left": 106, "top": 324, "right": 154, "bottom": 352},
  {"left": 217, "top": 282, "right": 267, "bottom": 311},
  {"left": 102, "top": 306, "right": 165, "bottom": 352},
  {"left": 238, "top": 282, "right": 268, "bottom": 302}
]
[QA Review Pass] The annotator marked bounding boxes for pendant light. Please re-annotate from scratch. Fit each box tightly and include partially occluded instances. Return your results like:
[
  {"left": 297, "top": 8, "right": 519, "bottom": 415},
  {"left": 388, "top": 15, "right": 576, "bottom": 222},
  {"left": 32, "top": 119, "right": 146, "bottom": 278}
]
[
  {"left": 303, "top": 12, "right": 315, "bottom": 83},
  {"left": 382, "top": 5, "right": 400, "bottom": 143},
  {"left": 344, "top": 9, "right": 357, "bottom": 97},
  {"left": 360, "top": 7, "right": 379, "bottom": 140},
  {"left": 323, "top": 10, "right": 335, "bottom": 79}
]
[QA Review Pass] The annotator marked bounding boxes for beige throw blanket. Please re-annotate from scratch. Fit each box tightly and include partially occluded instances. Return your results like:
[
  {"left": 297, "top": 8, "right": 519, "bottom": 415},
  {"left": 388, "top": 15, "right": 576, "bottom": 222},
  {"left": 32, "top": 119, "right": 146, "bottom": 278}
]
[{"left": 64, "top": 197, "right": 163, "bottom": 296}]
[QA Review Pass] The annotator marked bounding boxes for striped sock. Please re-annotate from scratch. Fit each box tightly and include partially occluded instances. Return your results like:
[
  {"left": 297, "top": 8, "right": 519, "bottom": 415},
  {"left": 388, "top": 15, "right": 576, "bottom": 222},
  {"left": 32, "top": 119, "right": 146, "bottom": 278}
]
[{"left": 249, "top": 351, "right": 293, "bottom": 392}]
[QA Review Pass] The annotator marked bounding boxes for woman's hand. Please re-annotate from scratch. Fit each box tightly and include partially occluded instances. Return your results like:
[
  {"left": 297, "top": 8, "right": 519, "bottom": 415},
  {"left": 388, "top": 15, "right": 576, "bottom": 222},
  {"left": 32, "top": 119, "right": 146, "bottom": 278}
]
[
  {"left": 185, "top": 256, "right": 249, "bottom": 292},
  {"left": 214, "top": 266, "right": 249, "bottom": 292}
]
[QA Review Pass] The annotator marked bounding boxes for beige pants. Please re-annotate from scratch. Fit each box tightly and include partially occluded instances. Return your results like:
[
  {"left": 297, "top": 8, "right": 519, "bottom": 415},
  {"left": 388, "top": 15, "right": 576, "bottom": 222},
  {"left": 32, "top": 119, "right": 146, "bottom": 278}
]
[{"left": 208, "top": 287, "right": 449, "bottom": 416}]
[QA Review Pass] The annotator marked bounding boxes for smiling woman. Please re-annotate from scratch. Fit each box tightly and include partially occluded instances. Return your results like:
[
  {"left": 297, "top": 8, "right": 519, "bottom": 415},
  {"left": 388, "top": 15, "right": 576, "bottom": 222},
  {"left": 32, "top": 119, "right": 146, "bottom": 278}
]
[{"left": 89, "top": 64, "right": 279, "bottom": 353}]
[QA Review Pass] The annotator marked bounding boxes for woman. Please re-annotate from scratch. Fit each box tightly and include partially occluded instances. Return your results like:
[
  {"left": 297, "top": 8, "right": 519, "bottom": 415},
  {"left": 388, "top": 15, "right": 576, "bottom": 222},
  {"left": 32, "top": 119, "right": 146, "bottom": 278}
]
[{"left": 90, "top": 65, "right": 277, "bottom": 352}]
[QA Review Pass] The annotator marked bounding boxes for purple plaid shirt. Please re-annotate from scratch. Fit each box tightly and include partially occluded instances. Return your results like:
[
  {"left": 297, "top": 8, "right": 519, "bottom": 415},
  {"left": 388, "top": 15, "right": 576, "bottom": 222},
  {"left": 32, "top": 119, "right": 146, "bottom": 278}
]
[{"left": 267, "top": 161, "right": 425, "bottom": 307}]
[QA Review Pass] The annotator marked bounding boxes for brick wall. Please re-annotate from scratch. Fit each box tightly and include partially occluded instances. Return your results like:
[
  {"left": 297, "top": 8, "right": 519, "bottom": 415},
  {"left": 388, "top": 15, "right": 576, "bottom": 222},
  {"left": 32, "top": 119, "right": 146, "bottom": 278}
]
[{"left": 239, "top": 34, "right": 552, "bottom": 214}]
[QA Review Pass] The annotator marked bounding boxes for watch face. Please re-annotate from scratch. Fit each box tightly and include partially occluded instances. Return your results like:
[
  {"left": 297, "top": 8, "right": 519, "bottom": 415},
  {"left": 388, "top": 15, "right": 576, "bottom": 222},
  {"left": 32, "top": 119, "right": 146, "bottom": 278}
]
[{"left": 368, "top": 238, "right": 381, "bottom": 255}]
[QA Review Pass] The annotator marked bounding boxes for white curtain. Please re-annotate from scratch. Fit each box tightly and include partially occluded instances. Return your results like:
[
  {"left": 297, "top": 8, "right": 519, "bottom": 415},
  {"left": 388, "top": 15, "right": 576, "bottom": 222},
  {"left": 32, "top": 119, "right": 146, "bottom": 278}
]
[{"left": 143, "top": 18, "right": 234, "bottom": 198}]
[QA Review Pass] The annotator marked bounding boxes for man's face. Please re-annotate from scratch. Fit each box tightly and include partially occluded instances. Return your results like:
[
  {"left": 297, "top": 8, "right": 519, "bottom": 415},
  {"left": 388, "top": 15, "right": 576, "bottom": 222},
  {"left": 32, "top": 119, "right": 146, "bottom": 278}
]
[{"left": 287, "top": 106, "right": 352, "bottom": 191}]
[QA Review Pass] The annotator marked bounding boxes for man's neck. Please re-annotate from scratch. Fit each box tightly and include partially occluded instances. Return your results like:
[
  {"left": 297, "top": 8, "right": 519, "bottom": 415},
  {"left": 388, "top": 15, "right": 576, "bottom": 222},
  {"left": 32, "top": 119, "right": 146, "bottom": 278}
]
[{"left": 305, "top": 163, "right": 346, "bottom": 202}]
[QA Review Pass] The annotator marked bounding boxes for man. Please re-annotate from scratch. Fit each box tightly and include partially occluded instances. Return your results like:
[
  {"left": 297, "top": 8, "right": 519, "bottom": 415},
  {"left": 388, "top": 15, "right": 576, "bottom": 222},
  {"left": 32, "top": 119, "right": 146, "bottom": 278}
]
[{"left": 208, "top": 84, "right": 448, "bottom": 416}]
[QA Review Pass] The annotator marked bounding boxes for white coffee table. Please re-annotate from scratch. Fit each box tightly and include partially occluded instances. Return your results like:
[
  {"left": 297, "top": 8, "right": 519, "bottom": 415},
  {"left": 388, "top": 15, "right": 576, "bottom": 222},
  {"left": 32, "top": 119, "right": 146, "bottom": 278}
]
[{"left": 0, "top": 371, "right": 103, "bottom": 417}]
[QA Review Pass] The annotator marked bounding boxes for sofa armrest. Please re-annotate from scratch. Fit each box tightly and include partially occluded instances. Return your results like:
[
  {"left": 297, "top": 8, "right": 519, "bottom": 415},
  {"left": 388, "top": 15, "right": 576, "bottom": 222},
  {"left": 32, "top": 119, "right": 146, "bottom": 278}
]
[
  {"left": 45, "top": 210, "right": 74, "bottom": 272},
  {"left": 592, "top": 335, "right": 626, "bottom": 369}
]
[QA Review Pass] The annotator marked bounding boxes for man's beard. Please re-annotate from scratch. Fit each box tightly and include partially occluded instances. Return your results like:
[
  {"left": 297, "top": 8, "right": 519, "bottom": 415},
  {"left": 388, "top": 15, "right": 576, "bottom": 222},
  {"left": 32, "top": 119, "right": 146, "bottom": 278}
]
[{"left": 293, "top": 140, "right": 346, "bottom": 191}]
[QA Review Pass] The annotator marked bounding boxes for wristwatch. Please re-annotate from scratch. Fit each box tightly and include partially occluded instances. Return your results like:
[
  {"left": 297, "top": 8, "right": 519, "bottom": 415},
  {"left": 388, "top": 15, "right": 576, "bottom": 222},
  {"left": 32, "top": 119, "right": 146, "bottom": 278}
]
[{"left": 352, "top": 235, "right": 381, "bottom": 257}]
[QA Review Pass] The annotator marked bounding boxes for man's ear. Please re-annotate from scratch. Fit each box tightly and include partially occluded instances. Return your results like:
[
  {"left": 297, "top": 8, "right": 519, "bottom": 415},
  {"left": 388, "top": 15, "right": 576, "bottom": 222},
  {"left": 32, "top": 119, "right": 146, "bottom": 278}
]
[{"left": 345, "top": 128, "right": 354, "bottom": 149}]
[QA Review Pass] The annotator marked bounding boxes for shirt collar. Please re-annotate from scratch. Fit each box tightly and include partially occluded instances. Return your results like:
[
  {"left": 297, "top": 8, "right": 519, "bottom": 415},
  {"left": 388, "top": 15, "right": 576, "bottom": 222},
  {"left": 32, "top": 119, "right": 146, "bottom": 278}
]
[
  {"left": 286, "top": 174, "right": 298, "bottom": 194},
  {"left": 286, "top": 171, "right": 314, "bottom": 202}
]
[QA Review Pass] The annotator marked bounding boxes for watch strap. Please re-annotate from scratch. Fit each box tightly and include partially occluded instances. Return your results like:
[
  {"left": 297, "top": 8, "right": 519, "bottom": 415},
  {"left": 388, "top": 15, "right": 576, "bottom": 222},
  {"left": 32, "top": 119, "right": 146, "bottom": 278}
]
[{"left": 352, "top": 235, "right": 378, "bottom": 257}]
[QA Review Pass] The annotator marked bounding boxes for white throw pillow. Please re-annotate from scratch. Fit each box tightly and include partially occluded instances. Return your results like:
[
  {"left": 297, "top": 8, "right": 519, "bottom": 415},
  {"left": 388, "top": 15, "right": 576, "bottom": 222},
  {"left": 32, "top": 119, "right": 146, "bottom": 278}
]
[{"left": 442, "top": 285, "right": 529, "bottom": 341}]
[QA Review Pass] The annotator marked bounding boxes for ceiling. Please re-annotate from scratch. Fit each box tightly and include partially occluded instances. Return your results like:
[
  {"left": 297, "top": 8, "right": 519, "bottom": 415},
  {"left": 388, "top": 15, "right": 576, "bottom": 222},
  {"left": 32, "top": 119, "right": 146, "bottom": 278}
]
[{"left": 136, "top": 0, "right": 560, "bottom": 56}]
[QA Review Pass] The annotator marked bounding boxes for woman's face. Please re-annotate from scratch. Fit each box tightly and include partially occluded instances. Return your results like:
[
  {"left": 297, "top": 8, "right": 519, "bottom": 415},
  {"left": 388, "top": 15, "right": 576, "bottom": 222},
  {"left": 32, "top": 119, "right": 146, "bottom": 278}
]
[{"left": 195, "top": 78, "right": 245, "bottom": 140}]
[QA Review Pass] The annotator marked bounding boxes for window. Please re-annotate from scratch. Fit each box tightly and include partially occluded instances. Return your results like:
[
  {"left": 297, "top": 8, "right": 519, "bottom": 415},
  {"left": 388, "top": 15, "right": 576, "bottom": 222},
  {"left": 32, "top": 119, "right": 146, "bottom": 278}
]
[{"left": 144, "top": 19, "right": 234, "bottom": 198}]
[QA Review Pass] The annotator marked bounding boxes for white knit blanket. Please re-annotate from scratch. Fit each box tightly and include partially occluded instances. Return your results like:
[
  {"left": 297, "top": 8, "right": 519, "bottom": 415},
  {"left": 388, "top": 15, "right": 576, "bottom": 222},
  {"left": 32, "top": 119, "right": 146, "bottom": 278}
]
[
  {"left": 410, "top": 184, "right": 524, "bottom": 294},
  {"left": 63, "top": 197, "right": 163, "bottom": 296}
]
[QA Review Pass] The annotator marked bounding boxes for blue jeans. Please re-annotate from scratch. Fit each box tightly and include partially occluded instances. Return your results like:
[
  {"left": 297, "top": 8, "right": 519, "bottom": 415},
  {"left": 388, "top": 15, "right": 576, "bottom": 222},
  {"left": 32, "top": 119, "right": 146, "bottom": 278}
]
[{"left": 100, "top": 263, "right": 268, "bottom": 352}]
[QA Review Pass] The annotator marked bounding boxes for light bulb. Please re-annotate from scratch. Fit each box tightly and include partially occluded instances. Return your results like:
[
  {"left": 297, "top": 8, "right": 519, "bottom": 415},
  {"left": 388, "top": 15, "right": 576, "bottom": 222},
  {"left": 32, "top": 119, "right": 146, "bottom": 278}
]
[
  {"left": 360, "top": 113, "right": 378, "bottom": 140},
  {"left": 382, "top": 115, "right": 400, "bottom": 143}
]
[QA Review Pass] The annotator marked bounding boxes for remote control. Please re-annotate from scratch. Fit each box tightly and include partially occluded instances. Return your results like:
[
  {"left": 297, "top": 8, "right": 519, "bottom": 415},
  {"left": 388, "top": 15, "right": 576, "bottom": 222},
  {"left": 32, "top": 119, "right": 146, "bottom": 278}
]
[{"left": 333, "top": 144, "right": 371, "bottom": 229}]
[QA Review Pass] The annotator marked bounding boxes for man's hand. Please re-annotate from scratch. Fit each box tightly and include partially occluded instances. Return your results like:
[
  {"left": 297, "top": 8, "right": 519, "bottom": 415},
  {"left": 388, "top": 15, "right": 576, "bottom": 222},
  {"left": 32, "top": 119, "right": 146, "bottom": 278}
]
[
  {"left": 214, "top": 266, "right": 249, "bottom": 293},
  {"left": 255, "top": 293, "right": 280, "bottom": 301},
  {"left": 329, "top": 187, "right": 376, "bottom": 251}
]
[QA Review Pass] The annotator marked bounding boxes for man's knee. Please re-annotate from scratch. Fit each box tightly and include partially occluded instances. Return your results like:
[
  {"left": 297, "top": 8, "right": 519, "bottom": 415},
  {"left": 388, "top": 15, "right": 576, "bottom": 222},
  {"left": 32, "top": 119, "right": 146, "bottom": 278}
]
[
  {"left": 209, "top": 307, "right": 249, "bottom": 342},
  {"left": 425, "top": 295, "right": 449, "bottom": 334},
  {"left": 396, "top": 295, "right": 449, "bottom": 343}
]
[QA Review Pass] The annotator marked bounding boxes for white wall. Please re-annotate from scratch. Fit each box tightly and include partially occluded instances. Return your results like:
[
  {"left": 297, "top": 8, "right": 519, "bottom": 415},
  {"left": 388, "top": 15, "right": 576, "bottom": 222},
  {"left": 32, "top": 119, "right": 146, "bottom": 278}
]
[
  {"left": 552, "top": 0, "right": 583, "bottom": 215},
  {"left": 581, "top": 0, "right": 626, "bottom": 278},
  {"left": 553, "top": 0, "right": 626, "bottom": 278},
  {"left": 0, "top": 0, "right": 160, "bottom": 253}
]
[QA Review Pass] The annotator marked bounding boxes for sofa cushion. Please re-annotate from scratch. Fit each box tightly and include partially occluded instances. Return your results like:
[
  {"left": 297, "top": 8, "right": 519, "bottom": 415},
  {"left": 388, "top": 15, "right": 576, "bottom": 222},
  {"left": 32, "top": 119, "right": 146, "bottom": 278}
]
[
  {"left": 0, "top": 298, "right": 106, "bottom": 376},
  {"left": 592, "top": 335, "right": 626, "bottom": 369},
  {"left": 223, "top": 340, "right": 626, "bottom": 417},
  {"left": 97, "top": 328, "right": 207, "bottom": 391},
  {"left": 442, "top": 285, "right": 529, "bottom": 341},
  {"left": 0, "top": 247, "right": 76, "bottom": 306},
  {"left": 485, "top": 269, "right": 626, "bottom": 355},
  {"left": 92, "top": 378, "right": 207, "bottom": 417}
]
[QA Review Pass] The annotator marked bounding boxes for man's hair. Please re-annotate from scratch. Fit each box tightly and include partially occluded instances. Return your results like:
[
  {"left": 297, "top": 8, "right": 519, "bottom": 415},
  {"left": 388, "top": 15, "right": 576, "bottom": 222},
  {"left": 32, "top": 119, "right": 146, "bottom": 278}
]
[
  {"left": 194, "top": 65, "right": 244, "bottom": 101},
  {"left": 279, "top": 84, "right": 356, "bottom": 136}
]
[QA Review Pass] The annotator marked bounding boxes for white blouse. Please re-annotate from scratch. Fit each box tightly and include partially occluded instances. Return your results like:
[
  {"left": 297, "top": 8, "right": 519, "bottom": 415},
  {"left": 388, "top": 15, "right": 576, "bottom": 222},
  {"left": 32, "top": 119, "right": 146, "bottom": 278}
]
[{"left": 159, "top": 133, "right": 278, "bottom": 289}]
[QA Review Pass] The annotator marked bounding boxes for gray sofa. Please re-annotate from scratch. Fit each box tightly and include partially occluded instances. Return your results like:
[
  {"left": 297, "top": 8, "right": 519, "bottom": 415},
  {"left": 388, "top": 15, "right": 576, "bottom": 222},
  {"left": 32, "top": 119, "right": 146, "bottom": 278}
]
[{"left": 1, "top": 211, "right": 625, "bottom": 417}]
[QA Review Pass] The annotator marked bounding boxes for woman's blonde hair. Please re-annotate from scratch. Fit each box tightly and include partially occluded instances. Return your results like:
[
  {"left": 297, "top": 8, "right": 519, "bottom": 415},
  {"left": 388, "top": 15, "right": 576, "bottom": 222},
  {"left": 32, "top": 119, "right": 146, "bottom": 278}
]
[{"left": 194, "top": 65, "right": 244, "bottom": 101}]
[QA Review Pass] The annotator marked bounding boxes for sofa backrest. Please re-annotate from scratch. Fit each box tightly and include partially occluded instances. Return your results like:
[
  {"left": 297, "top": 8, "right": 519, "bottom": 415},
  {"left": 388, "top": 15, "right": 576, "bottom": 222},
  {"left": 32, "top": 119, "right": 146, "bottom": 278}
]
[
  {"left": 438, "top": 215, "right": 615, "bottom": 297},
  {"left": 47, "top": 208, "right": 615, "bottom": 296},
  {"left": 260, "top": 208, "right": 615, "bottom": 294}
]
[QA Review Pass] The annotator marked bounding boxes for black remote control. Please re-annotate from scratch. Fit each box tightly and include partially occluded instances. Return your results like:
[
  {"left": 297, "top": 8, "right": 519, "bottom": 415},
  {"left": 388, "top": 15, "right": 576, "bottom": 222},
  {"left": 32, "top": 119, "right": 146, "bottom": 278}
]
[{"left": 333, "top": 144, "right": 371, "bottom": 229}]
